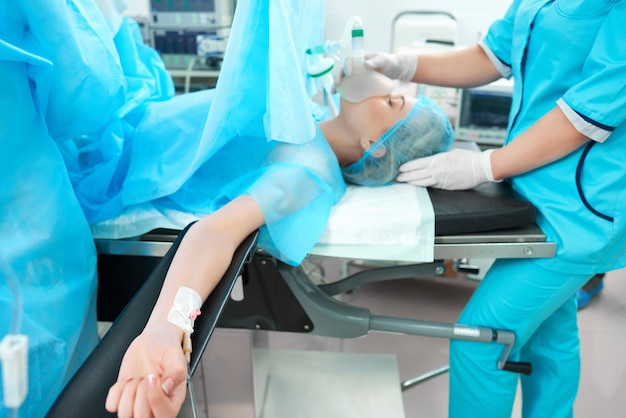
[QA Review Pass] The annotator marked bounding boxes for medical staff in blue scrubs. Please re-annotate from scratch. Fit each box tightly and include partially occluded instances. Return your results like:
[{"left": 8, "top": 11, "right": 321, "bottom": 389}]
[
  {"left": 1, "top": 0, "right": 174, "bottom": 415},
  {"left": 364, "top": 0, "right": 626, "bottom": 416}
]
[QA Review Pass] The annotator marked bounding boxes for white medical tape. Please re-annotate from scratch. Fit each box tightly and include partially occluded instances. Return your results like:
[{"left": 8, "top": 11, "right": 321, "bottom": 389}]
[{"left": 167, "top": 287, "right": 202, "bottom": 363}]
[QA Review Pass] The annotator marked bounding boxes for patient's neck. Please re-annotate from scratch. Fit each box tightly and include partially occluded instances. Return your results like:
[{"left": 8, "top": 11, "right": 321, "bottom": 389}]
[{"left": 319, "top": 119, "right": 363, "bottom": 167}]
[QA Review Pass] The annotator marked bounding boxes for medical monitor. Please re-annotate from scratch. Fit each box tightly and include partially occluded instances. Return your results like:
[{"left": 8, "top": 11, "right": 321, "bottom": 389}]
[
  {"left": 150, "top": 0, "right": 234, "bottom": 68},
  {"left": 150, "top": 0, "right": 234, "bottom": 28},
  {"left": 455, "top": 79, "right": 514, "bottom": 146}
]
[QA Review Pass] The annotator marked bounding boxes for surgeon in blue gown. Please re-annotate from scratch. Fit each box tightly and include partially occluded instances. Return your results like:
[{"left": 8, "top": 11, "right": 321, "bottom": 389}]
[
  {"left": 362, "top": 0, "right": 626, "bottom": 416},
  {"left": 0, "top": 1, "right": 136, "bottom": 416}
]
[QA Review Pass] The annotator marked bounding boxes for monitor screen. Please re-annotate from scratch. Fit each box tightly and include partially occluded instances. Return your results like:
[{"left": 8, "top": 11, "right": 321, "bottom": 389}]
[
  {"left": 455, "top": 85, "right": 513, "bottom": 145},
  {"left": 458, "top": 90, "right": 512, "bottom": 130},
  {"left": 151, "top": 0, "right": 216, "bottom": 12}
]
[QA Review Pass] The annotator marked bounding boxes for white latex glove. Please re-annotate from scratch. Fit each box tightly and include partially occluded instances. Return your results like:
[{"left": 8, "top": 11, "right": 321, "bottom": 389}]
[
  {"left": 334, "top": 52, "right": 416, "bottom": 88},
  {"left": 396, "top": 148, "right": 499, "bottom": 190},
  {"left": 363, "top": 52, "right": 418, "bottom": 82}
]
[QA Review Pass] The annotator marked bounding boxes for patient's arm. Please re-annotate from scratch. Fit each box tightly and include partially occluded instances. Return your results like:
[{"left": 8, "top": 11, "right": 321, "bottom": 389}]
[{"left": 105, "top": 195, "right": 265, "bottom": 417}]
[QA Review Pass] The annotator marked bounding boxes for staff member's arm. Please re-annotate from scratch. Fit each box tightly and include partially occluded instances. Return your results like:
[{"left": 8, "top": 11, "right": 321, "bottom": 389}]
[
  {"left": 395, "top": 106, "right": 589, "bottom": 190},
  {"left": 491, "top": 106, "right": 589, "bottom": 179},
  {"left": 364, "top": 45, "right": 502, "bottom": 88}
]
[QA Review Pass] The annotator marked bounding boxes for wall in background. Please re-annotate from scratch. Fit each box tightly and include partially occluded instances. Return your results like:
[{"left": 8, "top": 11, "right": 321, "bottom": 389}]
[{"left": 325, "top": 0, "right": 511, "bottom": 51}]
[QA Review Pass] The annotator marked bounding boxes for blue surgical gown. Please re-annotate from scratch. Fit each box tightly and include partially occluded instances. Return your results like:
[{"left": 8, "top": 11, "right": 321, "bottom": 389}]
[
  {"left": 98, "top": 87, "right": 346, "bottom": 266},
  {"left": 0, "top": 0, "right": 124, "bottom": 415},
  {"left": 61, "top": 0, "right": 345, "bottom": 266},
  {"left": 1, "top": 0, "right": 340, "bottom": 416}
]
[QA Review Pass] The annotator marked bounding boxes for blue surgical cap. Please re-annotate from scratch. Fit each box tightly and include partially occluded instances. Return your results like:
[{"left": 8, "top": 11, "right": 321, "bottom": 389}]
[{"left": 341, "top": 96, "right": 454, "bottom": 187}]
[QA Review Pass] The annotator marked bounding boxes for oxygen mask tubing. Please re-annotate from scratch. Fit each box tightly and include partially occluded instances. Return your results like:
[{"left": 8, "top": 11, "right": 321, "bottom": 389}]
[{"left": 306, "top": 16, "right": 396, "bottom": 112}]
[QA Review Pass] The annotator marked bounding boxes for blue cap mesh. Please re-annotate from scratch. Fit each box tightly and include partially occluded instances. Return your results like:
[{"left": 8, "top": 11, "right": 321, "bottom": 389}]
[{"left": 341, "top": 96, "right": 454, "bottom": 186}]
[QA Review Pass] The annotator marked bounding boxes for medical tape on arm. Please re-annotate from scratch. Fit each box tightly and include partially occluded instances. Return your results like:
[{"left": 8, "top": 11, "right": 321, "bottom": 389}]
[{"left": 167, "top": 287, "right": 202, "bottom": 363}]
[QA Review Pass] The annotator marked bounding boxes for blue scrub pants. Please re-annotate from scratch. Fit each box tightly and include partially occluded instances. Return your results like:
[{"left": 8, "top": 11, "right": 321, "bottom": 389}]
[{"left": 449, "top": 259, "right": 591, "bottom": 418}]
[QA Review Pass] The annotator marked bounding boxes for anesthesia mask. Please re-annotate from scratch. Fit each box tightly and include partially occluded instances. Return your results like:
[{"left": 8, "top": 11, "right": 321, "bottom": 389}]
[
  {"left": 307, "top": 16, "right": 395, "bottom": 107},
  {"left": 335, "top": 60, "right": 396, "bottom": 103},
  {"left": 333, "top": 16, "right": 395, "bottom": 103}
]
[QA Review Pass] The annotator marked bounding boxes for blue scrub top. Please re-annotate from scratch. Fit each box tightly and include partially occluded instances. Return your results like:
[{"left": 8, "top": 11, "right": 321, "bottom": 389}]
[{"left": 482, "top": 0, "right": 626, "bottom": 274}]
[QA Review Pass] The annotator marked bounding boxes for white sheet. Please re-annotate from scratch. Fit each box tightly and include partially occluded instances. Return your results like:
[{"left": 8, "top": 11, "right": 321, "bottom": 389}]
[
  {"left": 311, "top": 184, "right": 434, "bottom": 262},
  {"left": 91, "top": 184, "right": 435, "bottom": 263}
]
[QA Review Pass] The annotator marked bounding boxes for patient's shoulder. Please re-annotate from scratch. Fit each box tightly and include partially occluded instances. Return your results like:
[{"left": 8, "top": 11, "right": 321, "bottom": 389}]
[{"left": 267, "top": 128, "right": 341, "bottom": 182}]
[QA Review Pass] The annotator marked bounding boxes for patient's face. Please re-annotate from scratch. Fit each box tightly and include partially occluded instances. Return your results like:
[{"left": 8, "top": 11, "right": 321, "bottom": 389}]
[{"left": 341, "top": 95, "right": 417, "bottom": 142}]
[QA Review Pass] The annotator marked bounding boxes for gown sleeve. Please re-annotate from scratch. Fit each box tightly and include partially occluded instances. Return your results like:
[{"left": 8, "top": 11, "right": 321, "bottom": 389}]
[
  {"left": 479, "top": 0, "right": 524, "bottom": 77},
  {"left": 561, "top": 0, "right": 626, "bottom": 130},
  {"left": 220, "top": 127, "right": 346, "bottom": 266}
]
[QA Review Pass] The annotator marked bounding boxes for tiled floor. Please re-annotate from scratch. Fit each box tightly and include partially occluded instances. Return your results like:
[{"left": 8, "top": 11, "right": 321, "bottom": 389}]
[{"left": 189, "top": 261, "right": 626, "bottom": 418}]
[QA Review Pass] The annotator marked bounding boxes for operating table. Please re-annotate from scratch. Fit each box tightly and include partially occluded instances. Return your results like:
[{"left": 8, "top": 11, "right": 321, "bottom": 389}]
[{"left": 46, "top": 182, "right": 555, "bottom": 417}]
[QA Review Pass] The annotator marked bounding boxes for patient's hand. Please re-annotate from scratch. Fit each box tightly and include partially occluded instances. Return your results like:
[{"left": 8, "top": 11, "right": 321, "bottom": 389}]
[{"left": 105, "top": 326, "right": 188, "bottom": 417}]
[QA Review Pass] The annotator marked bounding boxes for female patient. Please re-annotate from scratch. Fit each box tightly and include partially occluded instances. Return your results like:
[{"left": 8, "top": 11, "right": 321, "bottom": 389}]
[{"left": 104, "top": 90, "right": 452, "bottom": 417}]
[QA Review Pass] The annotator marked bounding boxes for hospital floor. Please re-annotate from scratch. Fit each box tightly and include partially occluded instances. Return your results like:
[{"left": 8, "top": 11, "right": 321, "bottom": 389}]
[{"left": 184, "top": 261, "right": 626, "bottom": 418}]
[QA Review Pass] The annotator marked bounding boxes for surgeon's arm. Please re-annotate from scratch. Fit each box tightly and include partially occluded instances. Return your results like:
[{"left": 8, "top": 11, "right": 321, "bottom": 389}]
[{"left": 105, "top": 195, "right": 265, "bottom": 417}]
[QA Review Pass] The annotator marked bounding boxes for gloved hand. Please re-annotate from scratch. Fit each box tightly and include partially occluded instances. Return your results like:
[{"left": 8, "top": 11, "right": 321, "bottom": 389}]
[
  {"left": 332, "top": 57, "right": 396, "bottom": 102},
  {"left": 396, "top": 148, "right": 499, "bottom": 190},
  {"left": 363, "top": 52, "right": 418, "bottom": 82},
  {"left": 335, "top": 52, "right": 417, "bottom": 87}
]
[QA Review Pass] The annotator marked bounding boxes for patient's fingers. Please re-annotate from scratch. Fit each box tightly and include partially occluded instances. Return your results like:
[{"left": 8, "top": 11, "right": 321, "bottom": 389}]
[
  {"left": 147, "top": 374, "right": 183, "bottom": 418},
  {"left": 105, "top": 375, "right": 132, "bottom": 413},
  {"left": 134, "top": 376, "right": 155, "bottom": 418},
  {"left": 160, "top": 345, "right": 189, "bottom": 394},
  {"left": 117, "top": 377, "right": 141, "bottom": 418},
  {"left": 107, "top": 374, "right": 176, "bottom": 418}
]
